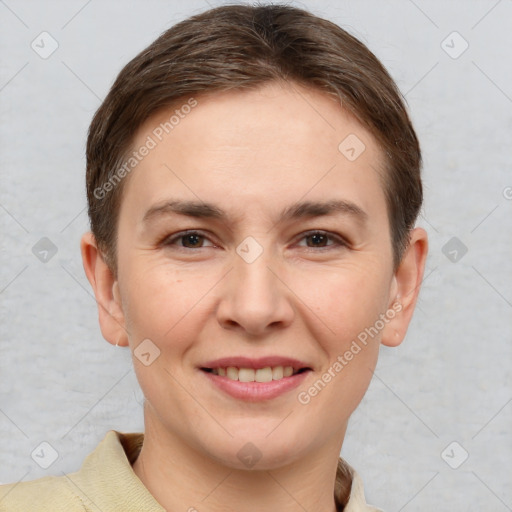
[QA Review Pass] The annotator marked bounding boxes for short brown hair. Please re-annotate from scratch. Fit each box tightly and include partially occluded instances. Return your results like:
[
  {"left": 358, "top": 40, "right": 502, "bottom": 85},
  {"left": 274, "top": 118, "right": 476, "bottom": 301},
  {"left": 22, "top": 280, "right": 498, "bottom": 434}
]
[{"left": 86, "top": 3, "right": 422, "bottom": 275}]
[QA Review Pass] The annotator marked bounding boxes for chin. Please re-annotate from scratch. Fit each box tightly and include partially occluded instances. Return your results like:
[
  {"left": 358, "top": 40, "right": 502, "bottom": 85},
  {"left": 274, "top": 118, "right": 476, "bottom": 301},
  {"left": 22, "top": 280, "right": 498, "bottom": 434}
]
[{"left": 204, "top": 429, "right": 308, "bottom": 471}]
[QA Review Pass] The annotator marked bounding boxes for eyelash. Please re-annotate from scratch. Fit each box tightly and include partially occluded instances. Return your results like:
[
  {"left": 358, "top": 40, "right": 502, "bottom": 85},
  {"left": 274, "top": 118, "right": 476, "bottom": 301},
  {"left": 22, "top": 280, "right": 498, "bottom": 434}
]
[{"left": 160, "top": 230, "right": 349, "bottom": 251}]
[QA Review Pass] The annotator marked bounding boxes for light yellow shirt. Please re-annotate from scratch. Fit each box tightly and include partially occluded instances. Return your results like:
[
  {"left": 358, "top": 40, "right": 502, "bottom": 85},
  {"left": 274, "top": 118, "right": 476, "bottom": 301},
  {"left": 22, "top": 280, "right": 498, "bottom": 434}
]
[{"left": 0, "top": 430, "right": 382, "bottom": 511}]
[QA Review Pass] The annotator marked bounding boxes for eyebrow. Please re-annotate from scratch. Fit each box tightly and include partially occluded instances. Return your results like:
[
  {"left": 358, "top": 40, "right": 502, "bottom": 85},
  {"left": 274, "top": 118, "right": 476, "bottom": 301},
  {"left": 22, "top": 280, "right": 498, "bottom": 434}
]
[{"left": 142, "top": 198, "right": 368, "bottom": 225}]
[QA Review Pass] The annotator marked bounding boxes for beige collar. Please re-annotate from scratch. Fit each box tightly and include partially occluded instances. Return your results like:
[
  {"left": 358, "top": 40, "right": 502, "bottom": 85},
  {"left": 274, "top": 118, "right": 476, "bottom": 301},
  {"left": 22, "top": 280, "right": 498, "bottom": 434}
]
[{"left": 72, "top": 430, "right": 380, "bottom": 512}]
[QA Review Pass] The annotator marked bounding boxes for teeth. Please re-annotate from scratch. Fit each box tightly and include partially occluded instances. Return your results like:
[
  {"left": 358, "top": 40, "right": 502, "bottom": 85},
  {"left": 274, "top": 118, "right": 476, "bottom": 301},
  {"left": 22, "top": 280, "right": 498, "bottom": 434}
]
[
  {"left": 272, "top": 366, "right": 284, "bottom": 380},
  {"left": 226, "top": 366, "right": 238, "bottom": 380},
  {"left": 211, "top": 365, "right": 298, "bottom": 382},
  {"left": 238, "top": 368, "right": 255, "bottom": 382},
  {"left": 255, "top": 367, "right": 273, "bottom": 382}
]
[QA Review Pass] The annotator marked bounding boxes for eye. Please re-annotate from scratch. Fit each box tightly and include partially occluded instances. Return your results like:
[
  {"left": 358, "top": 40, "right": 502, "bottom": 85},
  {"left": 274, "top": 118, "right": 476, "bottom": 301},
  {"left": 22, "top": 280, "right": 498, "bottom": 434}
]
[
  {"left": 161, "top": 230, "right": 215, "bottom": 249},
  {"left": 160, "top": 229, "right": 348, "bottom": 251},
  {"left": 295, "top": 230, "right": 348, "bottom": 250}
]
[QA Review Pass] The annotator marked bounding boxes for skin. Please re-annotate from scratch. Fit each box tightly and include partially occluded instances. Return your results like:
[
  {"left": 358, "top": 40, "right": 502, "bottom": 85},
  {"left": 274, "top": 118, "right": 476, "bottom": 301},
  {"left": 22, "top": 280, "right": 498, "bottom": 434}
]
[{"left": 81, "top": 81, "right": 428, "bottom": 512}]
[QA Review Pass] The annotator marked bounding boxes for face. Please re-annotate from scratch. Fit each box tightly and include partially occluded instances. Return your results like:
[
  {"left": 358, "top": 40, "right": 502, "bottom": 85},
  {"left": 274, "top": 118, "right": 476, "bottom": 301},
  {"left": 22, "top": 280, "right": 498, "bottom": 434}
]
[{"left": 91, "top": 82, "right": 414, "bottom": 469}]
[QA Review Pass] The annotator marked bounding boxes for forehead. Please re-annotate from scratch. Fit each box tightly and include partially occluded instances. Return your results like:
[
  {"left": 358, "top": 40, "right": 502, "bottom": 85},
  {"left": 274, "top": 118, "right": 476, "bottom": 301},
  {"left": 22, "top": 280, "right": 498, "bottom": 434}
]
[{"left": 119, "top": 81, "right": 387, "bottom": 227}]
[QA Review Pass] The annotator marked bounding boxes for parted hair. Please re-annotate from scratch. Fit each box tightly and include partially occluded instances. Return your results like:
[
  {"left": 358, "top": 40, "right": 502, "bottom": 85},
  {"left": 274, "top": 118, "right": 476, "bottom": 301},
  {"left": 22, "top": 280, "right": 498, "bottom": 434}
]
[{"left": 86, "top": 3, "right": 422, "bottom": 276}]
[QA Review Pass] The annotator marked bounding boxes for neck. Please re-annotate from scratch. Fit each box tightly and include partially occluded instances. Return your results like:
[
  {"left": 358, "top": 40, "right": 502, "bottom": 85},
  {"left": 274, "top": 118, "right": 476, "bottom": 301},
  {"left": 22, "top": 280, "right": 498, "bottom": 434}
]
[{"left": 132, "top": 408, "right": 346, "bottom": 512}]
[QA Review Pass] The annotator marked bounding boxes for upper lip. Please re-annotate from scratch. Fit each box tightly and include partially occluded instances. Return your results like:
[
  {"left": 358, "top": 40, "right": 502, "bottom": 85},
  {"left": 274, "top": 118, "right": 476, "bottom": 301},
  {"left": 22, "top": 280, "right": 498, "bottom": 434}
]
[{"left": 200, "top": 356, "right": 312, "bottom": 371}]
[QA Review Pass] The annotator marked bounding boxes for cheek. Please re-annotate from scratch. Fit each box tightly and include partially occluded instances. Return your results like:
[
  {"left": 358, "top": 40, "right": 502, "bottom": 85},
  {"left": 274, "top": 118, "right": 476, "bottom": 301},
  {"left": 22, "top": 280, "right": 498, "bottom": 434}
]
[
  {"left": 120, "top": 265, "right": 214, "bottom": 408},
  {"left": 299, "top": 262, "right": 390, "bottom": 340},
  {"left": 121, "top": 262, "right": 215, "bottom": 344},
  {"left": 295, "top": 271, "right": 386, "bottom": 426},
  {"left": 325, "top": 271, "right": 389, "bottom": 397}
]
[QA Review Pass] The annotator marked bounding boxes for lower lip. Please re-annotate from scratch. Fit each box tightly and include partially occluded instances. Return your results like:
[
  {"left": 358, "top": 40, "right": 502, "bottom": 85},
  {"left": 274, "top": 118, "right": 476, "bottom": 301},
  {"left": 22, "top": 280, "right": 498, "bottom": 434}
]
[{"left": 200, "top": 369, "right": 311, "bottom": 401}]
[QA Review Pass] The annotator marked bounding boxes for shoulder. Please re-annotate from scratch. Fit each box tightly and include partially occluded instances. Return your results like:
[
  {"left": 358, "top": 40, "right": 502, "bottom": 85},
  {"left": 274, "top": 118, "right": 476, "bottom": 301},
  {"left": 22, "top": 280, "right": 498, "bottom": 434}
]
[
  {"left": 0, "top": 430, "right": 150, "bottom": 512},
  {"left": 0, "top": 473, "right": 87, "bottom": 512}
]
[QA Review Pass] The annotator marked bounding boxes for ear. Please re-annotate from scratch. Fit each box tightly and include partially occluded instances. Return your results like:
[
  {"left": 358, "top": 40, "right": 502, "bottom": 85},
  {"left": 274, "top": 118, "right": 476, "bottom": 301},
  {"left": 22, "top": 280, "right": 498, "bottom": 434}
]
[
  {"left": 381, "top": 227, "right": 428, "bottom": 347},
  {"left": 80, "top": 231, "right": 129, "bottom": 347}
]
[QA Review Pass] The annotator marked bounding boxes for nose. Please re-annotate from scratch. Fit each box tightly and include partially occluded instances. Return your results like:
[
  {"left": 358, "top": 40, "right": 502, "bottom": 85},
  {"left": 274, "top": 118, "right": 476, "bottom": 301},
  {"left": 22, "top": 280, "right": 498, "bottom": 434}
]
[{"left": 216, "top": 247, "right": 295, "bottom": 337}]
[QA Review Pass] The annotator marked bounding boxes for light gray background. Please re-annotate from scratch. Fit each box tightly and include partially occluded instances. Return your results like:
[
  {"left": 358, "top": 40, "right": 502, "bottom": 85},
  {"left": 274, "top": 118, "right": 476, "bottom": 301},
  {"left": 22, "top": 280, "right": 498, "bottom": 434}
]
[{"left": 1, "top": 0, "right": 511, "bottom": 510}]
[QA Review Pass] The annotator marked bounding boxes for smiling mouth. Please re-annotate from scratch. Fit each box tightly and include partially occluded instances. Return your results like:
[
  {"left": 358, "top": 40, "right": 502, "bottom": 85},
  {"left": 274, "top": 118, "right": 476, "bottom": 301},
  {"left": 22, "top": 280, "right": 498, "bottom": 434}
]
[{"left": 201, "top": 366, "right": 311, "bottom": 382}]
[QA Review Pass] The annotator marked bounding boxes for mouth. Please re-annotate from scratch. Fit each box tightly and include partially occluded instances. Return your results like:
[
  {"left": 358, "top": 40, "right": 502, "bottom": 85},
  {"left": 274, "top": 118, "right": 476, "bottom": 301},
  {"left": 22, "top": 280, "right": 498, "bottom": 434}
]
[
  {"left": 200, "top": 356, "right": 312, "bottom": 381},
  {"left": 199, "top": 357, "right": 312, "bottom": 401},
  {"left": 200, "top": 365, "right": 311, "bottom": 382}
]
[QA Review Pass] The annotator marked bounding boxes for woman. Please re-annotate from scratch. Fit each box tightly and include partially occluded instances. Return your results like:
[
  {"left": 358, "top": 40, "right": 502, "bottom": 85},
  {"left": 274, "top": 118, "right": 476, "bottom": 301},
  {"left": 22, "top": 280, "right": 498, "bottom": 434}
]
[{"left": 0, "top": 4, "right": 427, "bottom": 511}]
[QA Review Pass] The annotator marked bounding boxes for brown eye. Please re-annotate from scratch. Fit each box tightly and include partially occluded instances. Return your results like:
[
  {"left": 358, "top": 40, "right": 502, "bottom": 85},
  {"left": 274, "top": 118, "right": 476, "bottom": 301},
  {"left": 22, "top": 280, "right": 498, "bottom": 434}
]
[
  {"left": 162, "top": 230, "right": 215, "bottom": 249},
  {"left": 306, "top": 233, "right": 329, "bottom": 247},
  {"left": 296, "top": 231, "right": 348, "bottom": 249},
  {"left": 181, "top": 233, "right": 204, "bottom": 248}
]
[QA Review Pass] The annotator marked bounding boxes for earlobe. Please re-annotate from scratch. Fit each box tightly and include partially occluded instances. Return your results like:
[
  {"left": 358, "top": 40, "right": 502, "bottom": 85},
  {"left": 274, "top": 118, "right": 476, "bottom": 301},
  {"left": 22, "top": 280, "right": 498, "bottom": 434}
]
[
  {"left": 381, "top": 227, "right": 428, "bottom": 347},
  {"left": 80, "top": 232, "right": 129, "bottom": 347}
]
